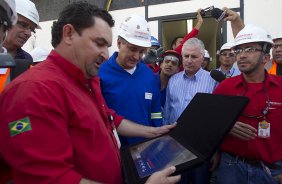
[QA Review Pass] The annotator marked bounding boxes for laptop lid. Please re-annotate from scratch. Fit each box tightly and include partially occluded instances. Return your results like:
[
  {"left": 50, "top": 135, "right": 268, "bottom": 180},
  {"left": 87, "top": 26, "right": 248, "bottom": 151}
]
[{"left": 121, "top": 93, "right": 249, "bottom": 184}]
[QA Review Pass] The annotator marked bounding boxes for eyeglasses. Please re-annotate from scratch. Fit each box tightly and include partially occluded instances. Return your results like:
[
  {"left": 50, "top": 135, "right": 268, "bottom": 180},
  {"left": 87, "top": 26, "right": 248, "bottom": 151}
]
[
  {"left": 273, "top": 44, "right": 282, "bottom": 49},
  {"left": 220, "top": 52, "right": 235, "bottom": 57},
  {"left": 163, "top": 59, "right": 179, "bottom": 66},
  {"left": 16, "top": 21, "right": 36, "bottom": 33},
  {"left": 233, "top": 47, "right": 263, "bottom": 55}
]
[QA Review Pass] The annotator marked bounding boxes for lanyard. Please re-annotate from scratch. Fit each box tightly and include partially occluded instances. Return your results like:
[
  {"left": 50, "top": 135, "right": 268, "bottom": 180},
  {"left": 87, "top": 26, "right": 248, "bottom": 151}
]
[{"left": 240, "top": 80, "right": 270, "bottom": 120}]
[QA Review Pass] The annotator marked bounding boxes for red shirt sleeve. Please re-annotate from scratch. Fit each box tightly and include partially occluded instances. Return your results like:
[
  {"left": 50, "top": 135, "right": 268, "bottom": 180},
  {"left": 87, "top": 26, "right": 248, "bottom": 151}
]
[
  {"left": 174, "top": 28, "right": 199, "bottom": 54},
  {"left": 105, "top": 106, "right": 124, "bottom": 128}
]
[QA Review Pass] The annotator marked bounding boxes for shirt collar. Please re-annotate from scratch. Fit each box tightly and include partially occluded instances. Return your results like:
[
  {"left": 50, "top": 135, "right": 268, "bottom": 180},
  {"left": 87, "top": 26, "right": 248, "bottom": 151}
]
[
  {"left": 183, "top": 68, "right": 204, "bottom": 81},
  {"left": 48, "top": 50, "right": 88, "bottom": 85},
  {"left": 232, "top": 70, "right": 280, "bottom": 88}
]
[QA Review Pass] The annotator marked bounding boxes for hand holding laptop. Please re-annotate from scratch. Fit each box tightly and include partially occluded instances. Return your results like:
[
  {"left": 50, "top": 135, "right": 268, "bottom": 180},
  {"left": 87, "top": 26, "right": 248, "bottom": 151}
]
[{"left": 145, "top": 166, "right": 181, "bottom": 184}]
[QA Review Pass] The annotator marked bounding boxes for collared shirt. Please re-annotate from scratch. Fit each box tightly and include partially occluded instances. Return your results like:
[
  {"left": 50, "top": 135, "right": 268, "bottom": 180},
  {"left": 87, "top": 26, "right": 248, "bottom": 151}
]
[
  {"left": 0, "top": 50, "right": 123, "bottom": 184},
  {"left": 213, "top": 72, "right": 282, "bottom": 163},
  {"left": 217, "top": 66, "right": 241, "bottom": 77},
  {"left": 15, "top": 48, "right": 33, "bottom": 62},
  {"left": 163, "top": 68, "right": 217, "bottom": 124},
  {"left": 99, "top": 52, "right": 163, "bottom": 146}
]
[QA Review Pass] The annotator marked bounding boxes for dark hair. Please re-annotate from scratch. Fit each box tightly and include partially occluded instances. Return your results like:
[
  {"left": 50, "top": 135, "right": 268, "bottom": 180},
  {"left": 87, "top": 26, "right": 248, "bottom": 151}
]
[
  {"left": 259, "top": 42, "right": 272, "bottom": 54},
  {"left": 0, "top": 6, "right": 12, "bottom": 32},
  {"left": 171, "top": 36, "right": 183, "bottom": 49},
  {"left": 51, "top": 1, "right": 115, "bottom": 47}
]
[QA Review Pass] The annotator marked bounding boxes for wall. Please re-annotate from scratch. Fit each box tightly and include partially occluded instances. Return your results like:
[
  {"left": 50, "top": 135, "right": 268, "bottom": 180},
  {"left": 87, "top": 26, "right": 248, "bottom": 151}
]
[{"left": 23, "top": 0, "right": 282, "bottom": 55}]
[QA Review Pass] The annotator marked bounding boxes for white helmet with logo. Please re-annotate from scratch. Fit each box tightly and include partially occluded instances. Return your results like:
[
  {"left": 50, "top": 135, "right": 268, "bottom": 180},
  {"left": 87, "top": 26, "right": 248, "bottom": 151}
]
[
  {"left": 272, "top": 30, "right": 282, "bottom": 41},
  {"left": 0, "top": 0, "right": 17, "bottom": 25},
  {"left": 204, "top": 49, "right": 210, "bottom": 58},
  {"left": 233, "top": 24, "right": 273, "bottom": 47},
  {"left": 220, "top": 42, "right": 233, "bottom": 52},
  {"left": 118, "top": 14, "right": 151, "bottom": 47},
  {"left": 15, "top": 0, "right": 41, "bottom": 29}
]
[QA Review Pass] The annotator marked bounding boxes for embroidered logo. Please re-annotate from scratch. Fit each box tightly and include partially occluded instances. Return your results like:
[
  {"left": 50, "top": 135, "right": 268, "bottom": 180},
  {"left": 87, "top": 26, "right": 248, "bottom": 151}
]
[{"left": 9, "top": 117, "right": 32, "bottom": 137}]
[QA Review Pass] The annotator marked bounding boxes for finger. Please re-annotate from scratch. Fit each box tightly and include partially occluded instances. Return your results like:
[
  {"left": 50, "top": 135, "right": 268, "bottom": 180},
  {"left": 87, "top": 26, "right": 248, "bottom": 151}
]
[
  {"left": 165, "top": 123, "right": 177, "bottom": 129},
  {"left": 232, "top": 126, "right": 256, "bottom": 137},
  {"left": 230, "top": 131, "right": 251, "bottom": 140},
  {"left": 230, "top": 129, "right": 255, "bottom": 140},
  {"left": 236, "top": 122, "right": 257, "bottom": 133},
  {"left": 166, "top": 175, "right": 181, "bottom": 184},
  {"left": 162, "top": 166, "right": 177, "bottom": 176}
]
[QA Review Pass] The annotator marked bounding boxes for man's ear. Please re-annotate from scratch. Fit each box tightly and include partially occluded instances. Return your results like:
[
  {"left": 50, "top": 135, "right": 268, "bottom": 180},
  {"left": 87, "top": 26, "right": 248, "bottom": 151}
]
[
  {"left": 262, "top": 53, "right": 271, "bottom": 65},
  {"left": 62, "top": 24, "right": 75, "bottom": 45},
  {"left": 117, "top": 38, "right": 122, "bottom": 49}
]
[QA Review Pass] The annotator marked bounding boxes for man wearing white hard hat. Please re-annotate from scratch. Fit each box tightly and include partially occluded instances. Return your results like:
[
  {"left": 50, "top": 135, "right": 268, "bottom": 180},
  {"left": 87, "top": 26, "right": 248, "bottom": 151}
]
[
  {"left": 214, "top": 8, "right": 282, "bottom": 184},
  {"left": 201, "top": 49, "right": 211, "bottom": 71},
  {"left": 3, "top": 0, "right": 40, "bottom": 61},
  {"left": 216, "top": 42, "right": 240, "bottom": 77},
  {"left": 265, "top": 30, "right": 282, "bottom": 75},
  {"left": 0, "top": 2, "right": 179, "bottom": 184},
  {"left": 99, "top": 14, "right": 163, "bottom": 146}
]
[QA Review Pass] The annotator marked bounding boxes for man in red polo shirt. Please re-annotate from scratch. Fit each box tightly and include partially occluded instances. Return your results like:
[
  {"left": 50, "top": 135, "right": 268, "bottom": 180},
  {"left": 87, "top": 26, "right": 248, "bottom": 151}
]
[
  {"left": 0, "top": 2, "right": 180, "bottom": 184},
  {"left": 213, "top": 8, "right": 282, "bottom": 184}
]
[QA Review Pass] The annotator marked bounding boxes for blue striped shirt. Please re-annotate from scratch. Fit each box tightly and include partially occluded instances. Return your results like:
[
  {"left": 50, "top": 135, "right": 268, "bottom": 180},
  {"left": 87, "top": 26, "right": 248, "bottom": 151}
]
[
  {"left": 163, "top": 68, "right": 217, "bottom": 124},
  {"left": 217, "top": 67, "right": 241, "bottom": 77}
]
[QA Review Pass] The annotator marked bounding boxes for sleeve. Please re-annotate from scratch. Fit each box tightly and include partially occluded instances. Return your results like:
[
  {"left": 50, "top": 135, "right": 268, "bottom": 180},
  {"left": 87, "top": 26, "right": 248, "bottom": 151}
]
[
  {"left": 174, "top": 28, "right": 199, "bottom": 54},
  {"left": 163, "top": 79, "right": 172, "bottom": 125},
  {"left": 0, "top": 81, "right": 82, "bottom": 184},
  {"left": 150, "top": 75, "right": 163, "bottom": 127},
  {"left": 106, "top": 106, "right": 124, "bottom": 128}
]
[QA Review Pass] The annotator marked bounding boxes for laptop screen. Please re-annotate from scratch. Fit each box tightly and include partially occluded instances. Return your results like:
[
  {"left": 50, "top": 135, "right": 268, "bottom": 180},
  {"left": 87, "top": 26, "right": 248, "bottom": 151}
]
[{"left": 130, "top": 135, "right": 197, "bottom": 178}]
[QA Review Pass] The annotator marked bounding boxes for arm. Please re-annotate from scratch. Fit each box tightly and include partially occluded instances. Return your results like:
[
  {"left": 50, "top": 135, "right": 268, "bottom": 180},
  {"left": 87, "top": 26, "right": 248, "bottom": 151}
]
[
  {"left": 117, "top": 119, "right": 176, "bottom": 138},
  {"left": 213, "top": 82, "right": 257, "bottom": 141},
  {"left": 174, "top": 9, "right": 203, "bottom": 54},
  {"left": 223, "top": 7, "right": 245, "bottom": 37},
  {"left": 162, "top": 78, "right": 173, "bottom": 125}
]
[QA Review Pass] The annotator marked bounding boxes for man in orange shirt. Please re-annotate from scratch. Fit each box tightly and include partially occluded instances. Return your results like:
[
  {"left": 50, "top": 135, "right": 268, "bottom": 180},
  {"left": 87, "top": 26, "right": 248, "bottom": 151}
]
[{"left": 265, "top": 31, "right": 282, "bottom": 75}]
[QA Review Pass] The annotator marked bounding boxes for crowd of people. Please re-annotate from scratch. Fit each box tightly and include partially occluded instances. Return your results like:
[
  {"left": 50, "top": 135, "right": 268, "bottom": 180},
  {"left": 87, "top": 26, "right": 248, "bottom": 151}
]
[{"left": 0, "top": 0, "right": 282, "bottom": 184}]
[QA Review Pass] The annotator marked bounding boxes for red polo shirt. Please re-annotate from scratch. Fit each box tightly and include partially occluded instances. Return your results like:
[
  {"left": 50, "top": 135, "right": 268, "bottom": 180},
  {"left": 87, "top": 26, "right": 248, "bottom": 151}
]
[
  {"left": 213, "top": 73, "right": 282, "bottom": 164},
  {"left": 0, "top": 50, "right": 124, "bottom": 183}
]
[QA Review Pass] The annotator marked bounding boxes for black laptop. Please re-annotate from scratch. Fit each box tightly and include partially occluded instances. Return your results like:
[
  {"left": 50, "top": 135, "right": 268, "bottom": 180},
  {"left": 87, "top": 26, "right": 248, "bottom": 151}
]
[{"left": 120, "top": 93, "right": 249, "bottom": 184}]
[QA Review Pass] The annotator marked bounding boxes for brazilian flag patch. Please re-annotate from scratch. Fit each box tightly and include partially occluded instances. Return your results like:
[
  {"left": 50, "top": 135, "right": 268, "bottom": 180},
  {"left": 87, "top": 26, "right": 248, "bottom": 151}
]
[{"left": 9, "top": 117, "right": 32, "bottom": 137}]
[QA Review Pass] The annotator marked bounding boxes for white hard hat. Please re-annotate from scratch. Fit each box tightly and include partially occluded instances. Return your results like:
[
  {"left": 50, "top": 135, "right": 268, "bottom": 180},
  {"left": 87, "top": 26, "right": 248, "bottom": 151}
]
[
  {"left": 204, "top": 49, "right": 210, "bottom": 58},
  {"left": 233, "top": 24, "right": 273, "bottom": 47},
  {"left": 220, "top": 42, "right": 233, "bottom": 52},
  {"left": 30, "top": 47, "right": 49, "bottom": 63},
  {"left": 15, "top": 0, "right": 41, "bottom": 29},
  {"left": 272, "top": 30, "right": 282, "bottom": 40},
  {"left": 118, "top": 14, "right": 151, "bottom": 47},
  {"left": 0, "top": 0, "right": 17, "bottom": 25}
]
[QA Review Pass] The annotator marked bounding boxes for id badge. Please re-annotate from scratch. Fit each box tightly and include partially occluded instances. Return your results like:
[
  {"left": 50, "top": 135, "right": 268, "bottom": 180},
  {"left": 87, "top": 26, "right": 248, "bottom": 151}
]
[
  {"left": 258, "top": 120, "right": 270, "bottom": 138},
  {"left": 113, "top": 127, "right": 121, "bottom": 149}
]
